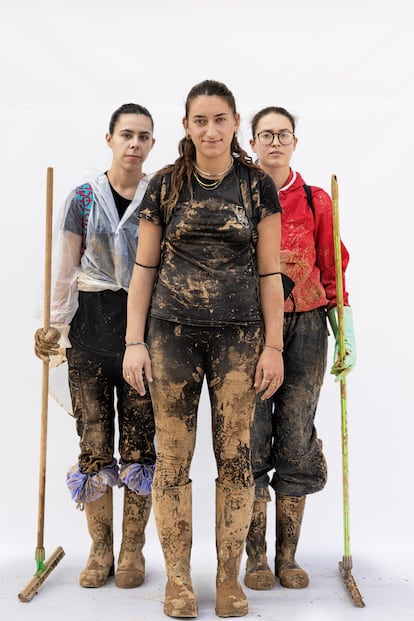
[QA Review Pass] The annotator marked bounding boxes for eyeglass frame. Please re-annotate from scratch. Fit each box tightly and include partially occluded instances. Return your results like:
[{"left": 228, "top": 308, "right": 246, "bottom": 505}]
[{"left": 254, "top": 129, "right": 295, "bottom": 146}]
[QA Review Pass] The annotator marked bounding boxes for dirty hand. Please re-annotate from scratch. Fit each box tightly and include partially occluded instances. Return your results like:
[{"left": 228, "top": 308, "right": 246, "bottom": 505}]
[
  {"left": 123, "top": 343, "right": 153, "bottom": 396},
  {"left": 254, "top": 346, "right": 284, "bottom": 400},
  {"left": 327, "top": 306, "right": 356, "bottom": 382},
  {"left": 34, "top": 326, "right": 62, "bottom": 361},
  {"left": 34, "top": 323, "right": 70, "bottom": 365}
]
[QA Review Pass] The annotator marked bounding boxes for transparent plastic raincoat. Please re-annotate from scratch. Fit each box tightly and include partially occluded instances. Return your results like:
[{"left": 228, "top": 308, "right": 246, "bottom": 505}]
[{"left": 48, "top": 171, "right": 151, "bottom": 413}]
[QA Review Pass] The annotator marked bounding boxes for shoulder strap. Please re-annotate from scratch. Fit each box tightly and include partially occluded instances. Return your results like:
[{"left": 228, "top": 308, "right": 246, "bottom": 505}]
[
  {"left": 160, "top": 174, "right": 172, "bottom": 225},
  {"left": 303, "top": 184, "right": 314, "bottom": 215},
  {"left": 76, "top": 182, "right": 94, "bottom": 254},
  {"left": 237, "top": 163, "right": 259, "bottom": 244}
]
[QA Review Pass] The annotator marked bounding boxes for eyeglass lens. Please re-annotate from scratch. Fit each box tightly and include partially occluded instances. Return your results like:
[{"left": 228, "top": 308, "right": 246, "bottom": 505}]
[{"left": 257, "top": 131, "right": 294, "bottom": 146}]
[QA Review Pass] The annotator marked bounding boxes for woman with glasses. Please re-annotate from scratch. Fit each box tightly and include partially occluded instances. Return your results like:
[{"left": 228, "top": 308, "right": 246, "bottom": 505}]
[
  {"left": 123, "top": 81, "right": 285, "bottom": 618},
  {"left": 243, "top": 107, "right": 356, "bottom": 592}
]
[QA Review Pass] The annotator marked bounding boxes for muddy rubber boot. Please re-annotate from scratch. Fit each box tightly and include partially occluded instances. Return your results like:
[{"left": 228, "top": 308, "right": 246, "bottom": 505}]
[
  {"left": 115, "top": 488, "right": 151, "bottom": 588},
  {"left": 215, "top": 481, "right": 254, "bottom": 618},
  {"left": 79, "top": 487, "right": 114, "bottom": 587},
  {"left": 153, "top": 481, "right": 198, "bottom": 618},
  {"left": 275, "top": 494, "right": 309, "bottom": 589},
  {"left": 244, "top": 500, "right": 276, "bottom": 590}
]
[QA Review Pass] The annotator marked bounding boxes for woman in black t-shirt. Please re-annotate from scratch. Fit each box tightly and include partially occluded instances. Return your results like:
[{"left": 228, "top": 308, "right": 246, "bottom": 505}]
[
  {"left": 123, "top": 80, "right": 284, "bottom": 619},
  {"left": 34, "top": 103, "right": 156, "bottom": 590}
]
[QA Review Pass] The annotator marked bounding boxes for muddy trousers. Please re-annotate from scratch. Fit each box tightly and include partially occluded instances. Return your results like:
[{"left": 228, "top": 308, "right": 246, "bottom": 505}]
[
  {"left": 246, "top": 309, "right": 329, "bottom": 590},
  {"left": 250, "top": 308, "right": 328, "bottom": 498},
  {"left": 67, "top": 344, "right": 156, "bottom": 475},
  {"left": 148, "top": 318, "right": 260, "bottom": 617},
  {"left": 67, "top": 344, "right": 155, "bottom": 587}
]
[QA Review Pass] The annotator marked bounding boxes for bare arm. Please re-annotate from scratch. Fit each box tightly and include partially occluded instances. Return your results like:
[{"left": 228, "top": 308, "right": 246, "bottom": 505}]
[
  {"left": 123, "top": 219, "right": 162, "bottom": 395},
  {"left": 254, "top": 212, "right": 284, "bottom": 400}
]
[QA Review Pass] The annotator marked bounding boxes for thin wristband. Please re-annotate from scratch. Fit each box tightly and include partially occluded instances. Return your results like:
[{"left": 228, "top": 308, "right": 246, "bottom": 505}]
[
  {"left": 259, "top": 271, "right": 282, "bottom": 278},
  {"left": 264, "top": 344, "right": 284, "bottom": 353},
  {"left": 135, "top": 261, "right": 159, "bottom": 269},
  {"left": 125, "top": 341, "right": 149, "bottom": 350}
]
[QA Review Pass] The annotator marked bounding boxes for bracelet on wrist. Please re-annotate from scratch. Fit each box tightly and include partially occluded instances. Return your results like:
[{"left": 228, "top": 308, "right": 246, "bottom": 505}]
[
  {"left": 264, "top": 344, "right": 284, "bottom": 353},
  {"left": 125, "top": 341, "right": 149, "bottom": 350}
]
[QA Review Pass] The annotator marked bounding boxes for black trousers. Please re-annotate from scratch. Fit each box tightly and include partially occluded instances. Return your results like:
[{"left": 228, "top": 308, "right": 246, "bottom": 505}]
[
  {"left": 251, "top": 308, "right": 328, "bottom": 498},
  {"left": 67, "top": 344, "right": 156, "bottom": 475}
]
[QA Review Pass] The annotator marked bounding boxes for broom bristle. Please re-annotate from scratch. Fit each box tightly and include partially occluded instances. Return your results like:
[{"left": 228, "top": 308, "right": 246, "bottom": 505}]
[
  {"left": 18, "top": 546, "right": 65, "bottom": 603},
  {"left": 339, "top": 559, "right": 365, "bottom": 608}
]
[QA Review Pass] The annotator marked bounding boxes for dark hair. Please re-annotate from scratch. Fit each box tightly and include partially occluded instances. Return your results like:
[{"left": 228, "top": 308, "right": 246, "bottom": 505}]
[
  {"left": 160, "top": 79, "right": 258, "bottom": 207},
  {"left": 108, "top": 103, "right": 154, "bottom": 135},
  {"left": 251, "top": 106, "right": 296, "bottom": 138}
]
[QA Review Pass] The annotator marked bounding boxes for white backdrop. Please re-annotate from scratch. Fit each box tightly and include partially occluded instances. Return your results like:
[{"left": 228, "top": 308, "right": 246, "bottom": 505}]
[{"left": 1, "top": 1, "right": 413, "bottom": 619}]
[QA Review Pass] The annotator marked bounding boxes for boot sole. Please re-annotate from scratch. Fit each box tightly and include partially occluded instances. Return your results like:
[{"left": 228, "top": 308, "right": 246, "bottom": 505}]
[
  {"left": 244, "top": 569, "right": 276, "bottom": 590},
  {"left": 115, "top": 572, "right": 145, "bottom": 588},
  {"left": 163, "top": 600, "right": 198, "bottom": 618},
  {"left": 276, "top": 569, "right": 309, "bottom": 589},
  {"left": 79, "top": 563, "right": 114, "bottom": 588},
  {"left": 215, "top": 604, "right": 249, "bottom": 617}
]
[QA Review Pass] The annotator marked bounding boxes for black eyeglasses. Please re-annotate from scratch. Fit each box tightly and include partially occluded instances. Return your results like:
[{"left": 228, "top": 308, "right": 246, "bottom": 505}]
[{"left": 255, "top": 130, "right": 295, "bottom": 146}]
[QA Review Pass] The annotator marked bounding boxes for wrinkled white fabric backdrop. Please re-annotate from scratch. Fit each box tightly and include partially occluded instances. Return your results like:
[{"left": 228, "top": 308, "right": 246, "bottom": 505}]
[{"left": 1, "top": 1, "right": 413, "bottom": 619}]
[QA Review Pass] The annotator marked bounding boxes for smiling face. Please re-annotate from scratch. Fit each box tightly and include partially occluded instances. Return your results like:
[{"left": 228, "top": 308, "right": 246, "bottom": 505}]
[
  {"left": 250, "top": 112, "right": 297, "bottom": 175},
  {"left": 183, "top": 95, "right": 240, "bottom": 168},
  {"left": 106, "top": 113, "right": 155, "bottom": 173}
]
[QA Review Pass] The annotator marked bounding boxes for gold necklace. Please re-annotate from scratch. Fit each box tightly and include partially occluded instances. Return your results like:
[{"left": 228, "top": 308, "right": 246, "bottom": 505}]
[
  {"left": 193, "top": 158, "right": 234, "bottom": 178},
  {"left": 193, "top": 158, "right": 234, "bottom": 191},
  {"left": 193, "top": 169, "right": 227, "bottom": 190}
]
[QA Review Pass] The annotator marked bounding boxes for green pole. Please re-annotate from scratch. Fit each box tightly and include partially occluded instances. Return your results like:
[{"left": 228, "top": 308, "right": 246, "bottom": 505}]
[{"left": 331, "top": 174, "right": 364, "bottom": 607}]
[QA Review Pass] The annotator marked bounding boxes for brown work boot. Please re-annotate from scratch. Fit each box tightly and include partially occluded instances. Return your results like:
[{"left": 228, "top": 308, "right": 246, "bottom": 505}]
[
  {"left": 115, "top": 488, "right": 151, "bottom": 588},
  {"left": 215, "top": 480, "right": 254, "bottom": 617},
  {"left": 153, "top": 481, "right": 198, "bottom": 618},
  {"left": 79, "top": 487, "right": 114, "bottom": 587},
  {"left": 275, "top": 494, "right": 309, "bottom": 589},
  {"left": 244, "top": 500, "right": 276, "bottom": 590}
]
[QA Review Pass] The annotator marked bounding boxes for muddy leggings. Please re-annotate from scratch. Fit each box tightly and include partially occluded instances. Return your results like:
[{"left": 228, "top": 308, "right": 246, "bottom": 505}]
[
  {"left": 251, "top": 308, "right": 328, "bottom": 498},
  {"left": 147, "top": 318, "right": 262, "bottom": 490},
  {"left": 67, "top": 344, "right": 156, "bottom": 475}
]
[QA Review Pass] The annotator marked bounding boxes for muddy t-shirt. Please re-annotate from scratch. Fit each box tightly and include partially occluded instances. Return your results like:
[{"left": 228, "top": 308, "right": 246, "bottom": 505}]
[{"left": 139, "top": 166, "right": 281, "bottom": 327}]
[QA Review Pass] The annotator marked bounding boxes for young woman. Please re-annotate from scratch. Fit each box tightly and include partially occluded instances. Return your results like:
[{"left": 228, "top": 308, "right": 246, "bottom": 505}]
[
  {"left": 123, "top": 81, "right": 285, "bottom": 618},
  {"left": 244, "top": 107, "right": 356, "bottom": 592},
  {"left": 34, "top": 103, "right": 157, "bottom": 589}
]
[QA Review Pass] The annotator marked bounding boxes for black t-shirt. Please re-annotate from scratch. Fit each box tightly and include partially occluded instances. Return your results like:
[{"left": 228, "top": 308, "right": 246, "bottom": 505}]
[
  {"left": 140, "top": 165, "right": 281, "bottom": 326},
  {"left": 68, "top": 177, "right": 132, "bottom": 355}
]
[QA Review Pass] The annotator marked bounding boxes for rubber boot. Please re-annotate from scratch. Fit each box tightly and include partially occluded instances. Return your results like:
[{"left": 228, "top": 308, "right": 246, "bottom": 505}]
[
  {"left": 79, "top": 487, "right": 114, "bottom": 587},
  {"left": 244, "top": 500, "right": 276, "bottom": 590},
  {"left": 152, "top": 481, "right": 198, "bottom": 618},
  {"left": 275, "top": 494, "right": 309, "bottom": 589},
  {"left": 215, "top": 481, "right": 254, "bottom": 618},
  {"left": 115, "top": 488, "right": 151, "bottom": 588}
]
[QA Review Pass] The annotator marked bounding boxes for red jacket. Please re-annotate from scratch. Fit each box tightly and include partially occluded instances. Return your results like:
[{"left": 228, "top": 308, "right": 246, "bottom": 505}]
[{"left": 279, "top": 169, "right": 349, "bottom": 312}]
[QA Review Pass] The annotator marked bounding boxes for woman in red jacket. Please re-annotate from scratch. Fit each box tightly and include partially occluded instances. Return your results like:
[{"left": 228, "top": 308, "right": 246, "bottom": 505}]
[{"left": 244, "top": 106, "right": 356, "bottom": 591}]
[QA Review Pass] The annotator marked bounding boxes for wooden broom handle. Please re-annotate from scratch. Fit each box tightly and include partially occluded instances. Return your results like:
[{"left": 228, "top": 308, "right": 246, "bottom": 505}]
[{"left": 37, "top": 167, "right": 54, "bottom": 550}]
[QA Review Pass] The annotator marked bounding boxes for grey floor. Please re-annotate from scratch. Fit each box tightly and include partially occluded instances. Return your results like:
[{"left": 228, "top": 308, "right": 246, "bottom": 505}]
[{"left": 3, "top": 540, "right": 413, "bottom": 621}]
